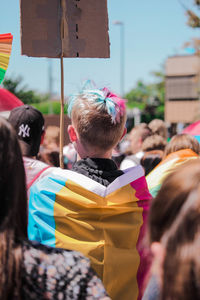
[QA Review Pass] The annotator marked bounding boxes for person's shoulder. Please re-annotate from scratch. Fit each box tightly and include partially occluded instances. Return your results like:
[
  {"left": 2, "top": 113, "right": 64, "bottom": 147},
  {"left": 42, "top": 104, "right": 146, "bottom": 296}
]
[
  {"left": 23, "top": 156, "right": 50, "bottom": 171},
  {"left": 22, "top": 240, "right": 89, "bottom": 267},
  {"left": 21, "top": 240, "right": 110, "bottom": 299},
  {"left": 120, "top": 156, "right": 137, "bottom": 170}
]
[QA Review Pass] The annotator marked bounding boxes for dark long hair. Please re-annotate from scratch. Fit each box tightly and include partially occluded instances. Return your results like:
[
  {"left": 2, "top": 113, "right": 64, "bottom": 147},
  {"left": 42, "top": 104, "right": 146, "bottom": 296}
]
[{"left": 0, "top": 117, "right": 27, "bottom": 299}]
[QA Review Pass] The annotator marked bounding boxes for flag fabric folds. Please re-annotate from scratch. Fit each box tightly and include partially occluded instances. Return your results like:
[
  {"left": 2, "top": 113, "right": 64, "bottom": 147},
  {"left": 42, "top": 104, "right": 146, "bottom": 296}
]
[
  {"left": 28, "top": 165, "right": 152, "bottom": 300},
  {"left": 146, "top": 149, "right": 199, "bottom": 198}
]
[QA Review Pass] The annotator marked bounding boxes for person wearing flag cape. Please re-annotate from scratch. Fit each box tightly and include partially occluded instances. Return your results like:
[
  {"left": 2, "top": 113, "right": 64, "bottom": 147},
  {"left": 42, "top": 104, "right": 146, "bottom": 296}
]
[{"left": 28, "top": 83, "right": 152, "bottom": 300}]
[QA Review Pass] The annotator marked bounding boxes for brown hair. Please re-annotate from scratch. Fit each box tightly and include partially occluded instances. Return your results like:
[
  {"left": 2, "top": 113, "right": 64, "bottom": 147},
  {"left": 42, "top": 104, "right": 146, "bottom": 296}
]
[
  {"left": 148, "top": 159, "right": 200, "bottom": 299},
  {"left": 142, "top": 134, "right": 167, "bottom": 152},
  {"left": 141, "top": 150, "right": 163, "bottom": 176},
  {"left": 130, "top": 123, "right": 152, "bottom": 143},
  {"left": 163, "top": 133, "right": 200, "bottom": 158},
  {"left": 148, "top": 119, "right": 167, "bottom": 140},
  {"left": 149, "top": 159, "right": 200, "bottom": 243},
  {"left": 0, "top": 117, "right": 27, "bottom": 299},
  {"left": 161, "top": 182, "right": 200, "bottom": 299},
  {"left": 70, "top": 90, "right": 126, "bottom": 152}
]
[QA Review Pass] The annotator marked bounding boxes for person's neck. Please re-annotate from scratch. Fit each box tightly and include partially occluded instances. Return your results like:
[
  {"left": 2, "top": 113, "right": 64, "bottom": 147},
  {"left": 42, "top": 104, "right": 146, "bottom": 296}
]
[{"left": 77, "top": 151, "right": 112, "bottom": 161}]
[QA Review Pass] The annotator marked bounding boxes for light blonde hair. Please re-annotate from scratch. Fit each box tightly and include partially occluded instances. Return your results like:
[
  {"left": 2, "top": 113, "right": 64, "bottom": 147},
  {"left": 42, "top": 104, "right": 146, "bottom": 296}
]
[
  {"left": 164, "top": 133, "right": 200, "bottom": 158},
  {"left": 142, "top": 134, "right": 167, "bottom": 152},
  {"left": 69, "top": 88, "right": 127, "bottom": 152},
  {"left": 149, "top": 119, "right": 167, "bottom": 139}
]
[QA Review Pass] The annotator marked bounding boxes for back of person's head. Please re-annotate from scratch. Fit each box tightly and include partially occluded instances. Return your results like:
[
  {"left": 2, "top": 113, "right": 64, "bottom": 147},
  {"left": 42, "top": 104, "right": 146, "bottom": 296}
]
[
  {"left": 43, "top": 125, "right": 60, "bottom": 150},
  {"left": 8, "top": 105, "right": 44, "bottom": 157},
  {"left": 68, "top": 82, "right": 126, "bottom": 154},
  {"left": 160, "top": 185, "right": 200, "bottom": 300},
  {"left": 129, "top": 123, "right": 152, "bottom": 154},
  {"left": 141, "top": 150, "right": 163, "bottom": 176},
  {"left": 163, "top": 133, "right": 200, "bottom": 158},
  {"left": 149, "top": 159, "right": 200, "bottom": 244},
  {"left": 142, "top": 134, "right": 167, "bottom": 152},
  {"left": 148, "top": 119, "right": 167, "bottom": 140},
  {"left": 0, "top": 117, "right": 27, "bottom": 299}
]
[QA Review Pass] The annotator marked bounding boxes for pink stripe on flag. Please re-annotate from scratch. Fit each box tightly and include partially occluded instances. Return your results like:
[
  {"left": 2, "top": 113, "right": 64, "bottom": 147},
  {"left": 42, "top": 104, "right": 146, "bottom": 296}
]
[{"left": 131, "top": 176, "right": 152, "bottom": 300}]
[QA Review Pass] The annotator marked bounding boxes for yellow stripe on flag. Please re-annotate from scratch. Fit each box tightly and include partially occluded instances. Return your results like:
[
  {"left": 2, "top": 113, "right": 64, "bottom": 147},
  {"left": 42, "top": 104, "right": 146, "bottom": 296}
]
[{"left": 54, "top": 180, "right": 143, "bottom": 300}]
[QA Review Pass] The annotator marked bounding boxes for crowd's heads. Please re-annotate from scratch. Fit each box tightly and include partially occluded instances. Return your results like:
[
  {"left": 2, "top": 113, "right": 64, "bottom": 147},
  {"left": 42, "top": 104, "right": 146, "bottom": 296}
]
[
  {"left": 148, "top": 159, "right": 200, "bottom": 299},
  {"left": 141, "top": 151, "right": 163, "bottom": 176},
  {"left": 0, "top": 117, "right": 27, "bottom": 237},
  {"left": 68, "top": 82, "right": 127, "bottom": 154},
  {"left": 8, "top": 105, "right": 45, "bottom": 157},
  {"left": 148, "top": 119, "right": 167, "bottom": 140},
  {"left": 163, "top": 133, "right": 200, "bottom": 158},
  {"left": 129, "top": 123, "right": 152, "bottom": 154},
  {"left": 140, "top": 134, "right": 166, "bottom": 175}
]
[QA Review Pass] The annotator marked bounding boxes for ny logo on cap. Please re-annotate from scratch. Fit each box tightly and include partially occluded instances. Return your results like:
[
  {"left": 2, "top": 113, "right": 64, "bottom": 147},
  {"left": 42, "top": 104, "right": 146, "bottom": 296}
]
[{"left": 18, "top": 124, "right": 30, "bottom": 138}]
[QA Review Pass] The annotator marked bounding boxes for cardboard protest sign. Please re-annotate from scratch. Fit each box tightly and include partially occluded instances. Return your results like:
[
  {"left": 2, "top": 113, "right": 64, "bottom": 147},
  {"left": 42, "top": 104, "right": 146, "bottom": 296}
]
[{"left": 20, "top": 0, "right": 110, "bottom": 58}]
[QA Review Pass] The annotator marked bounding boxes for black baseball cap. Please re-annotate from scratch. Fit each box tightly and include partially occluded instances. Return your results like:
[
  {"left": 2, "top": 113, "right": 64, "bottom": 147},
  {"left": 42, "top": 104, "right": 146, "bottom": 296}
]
[{"left": 8, "top": 105, "right": 45, "bottom": 156}]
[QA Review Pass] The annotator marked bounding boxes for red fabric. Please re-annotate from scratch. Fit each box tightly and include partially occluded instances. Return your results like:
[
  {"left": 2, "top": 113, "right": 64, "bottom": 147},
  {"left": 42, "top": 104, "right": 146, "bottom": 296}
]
[
  {"left": 182, "top": 121, "right": 200, "bottom": 136},
  {"left": 0, "top": 88, "right": 24, "bottom": 111}
]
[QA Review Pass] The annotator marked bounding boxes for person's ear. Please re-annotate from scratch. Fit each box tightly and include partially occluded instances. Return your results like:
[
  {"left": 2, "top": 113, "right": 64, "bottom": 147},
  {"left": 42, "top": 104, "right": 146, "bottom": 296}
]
[
  {"left": 120, "top": 127, "right": 127, "bottom": 141},
  {"left": 68, "top": 125, "right": 78, "bottom": 142},
  {"left": 40, "top": 130, "right": 45, "bottom": 145}
]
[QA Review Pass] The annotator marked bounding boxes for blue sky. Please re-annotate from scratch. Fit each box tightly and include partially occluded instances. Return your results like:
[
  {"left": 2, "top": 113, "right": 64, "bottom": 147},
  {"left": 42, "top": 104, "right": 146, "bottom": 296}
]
[{"left": 0, "top": 0, "right": 199, "bottom": 98}]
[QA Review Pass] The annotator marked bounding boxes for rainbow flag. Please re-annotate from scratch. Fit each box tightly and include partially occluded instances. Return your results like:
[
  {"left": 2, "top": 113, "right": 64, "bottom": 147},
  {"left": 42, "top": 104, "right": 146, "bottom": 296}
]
[
  {"left": 146, "top": 149, "right": 199, "bottom": 197},
  {"left": 0, "top": 33, "right": 13, "bottom": 84},
  {"left": 28, "top": 165, "right": 152, "bottom": 300}
]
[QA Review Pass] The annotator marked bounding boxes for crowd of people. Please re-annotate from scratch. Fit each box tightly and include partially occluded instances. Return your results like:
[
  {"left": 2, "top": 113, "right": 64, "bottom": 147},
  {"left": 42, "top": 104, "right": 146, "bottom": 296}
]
[{"left": 0, "top": 82, "right": 199, "bottom": 299}]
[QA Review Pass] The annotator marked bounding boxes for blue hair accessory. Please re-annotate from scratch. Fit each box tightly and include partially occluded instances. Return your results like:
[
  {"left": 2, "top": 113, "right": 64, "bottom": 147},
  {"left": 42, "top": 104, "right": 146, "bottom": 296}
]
[{"left": 68, "top": 80, "right": 121, "bottom": 123}]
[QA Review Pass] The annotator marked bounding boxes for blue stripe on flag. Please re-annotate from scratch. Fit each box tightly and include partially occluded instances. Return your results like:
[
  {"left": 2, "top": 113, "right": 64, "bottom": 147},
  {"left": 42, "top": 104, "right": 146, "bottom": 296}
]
[{"left": 28, "top": 175, "right": 66, "bottom": 247}]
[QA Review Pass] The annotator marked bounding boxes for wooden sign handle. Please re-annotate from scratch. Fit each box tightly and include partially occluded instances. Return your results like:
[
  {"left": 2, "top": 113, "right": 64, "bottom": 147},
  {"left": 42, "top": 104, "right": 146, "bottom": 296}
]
[{"left": 59, "top": 0, "right": 65, "bottom": 168}]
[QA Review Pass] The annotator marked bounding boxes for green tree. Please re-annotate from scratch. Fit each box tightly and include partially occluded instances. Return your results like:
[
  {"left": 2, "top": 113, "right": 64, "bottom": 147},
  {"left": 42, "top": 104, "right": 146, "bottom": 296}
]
[
  {"left": 180, "top": 0, "right": 200, "bottom": 53},
  {"left": 125, "top": 66, "right": 165, "bottom": 124},
  {"left": 185, "top": 0, "right": 200, "bottom": 28},
  {"left": 3, "top": 76, "right": 48, "bottom": 104}
]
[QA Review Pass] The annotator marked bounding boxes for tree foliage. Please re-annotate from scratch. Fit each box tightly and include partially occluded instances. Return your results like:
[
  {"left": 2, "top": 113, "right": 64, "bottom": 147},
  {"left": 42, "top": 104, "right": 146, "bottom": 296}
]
[
  {"left": 3, "top": 76, "right": 48, "bottom": 104},
  {"left": 125, "top": 66, "right": 165, "bottom": 123},
  {"left": 180, "top": 1, "right": 200, "bottom": 53},
  {"left": 185, "top": 0, "right": 200, "bottom": 28}
]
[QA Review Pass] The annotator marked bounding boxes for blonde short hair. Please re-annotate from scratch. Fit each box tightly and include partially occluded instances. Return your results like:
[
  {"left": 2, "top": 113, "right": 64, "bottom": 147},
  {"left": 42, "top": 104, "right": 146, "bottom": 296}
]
[
  {"left": 142, "top": 134, "right": 167, "bottom": 152},
  {"left": 149, "top": 119, "right": 167, "bottom": 139},
  {"left": 164, "top": 134, "right": 200, "bottom": 158},
  {"left": 68, "top": 87, "right": 126, "bottom": 152}
]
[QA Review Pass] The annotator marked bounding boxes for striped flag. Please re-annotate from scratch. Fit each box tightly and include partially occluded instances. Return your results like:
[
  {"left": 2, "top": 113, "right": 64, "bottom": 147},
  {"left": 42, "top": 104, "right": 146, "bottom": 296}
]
[
  {"left": 146, "top": 149, "right": 199, "bottom": 198},
  {"left": 28, "top": 165, "right": 152, "bottom": 300}
]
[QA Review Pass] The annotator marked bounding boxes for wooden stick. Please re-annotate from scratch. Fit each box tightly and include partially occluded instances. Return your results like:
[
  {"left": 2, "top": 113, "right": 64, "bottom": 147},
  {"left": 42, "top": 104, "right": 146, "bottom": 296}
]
[
  {"left": 59, "top": 0, "right": 65, "bottom": 168},
  {"left": 59, "top": 56, "right": 64, "bottom": 168}
]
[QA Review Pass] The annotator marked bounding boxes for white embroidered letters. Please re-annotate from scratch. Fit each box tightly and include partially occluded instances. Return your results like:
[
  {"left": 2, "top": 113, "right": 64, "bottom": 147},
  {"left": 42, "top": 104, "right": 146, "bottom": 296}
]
[{"left": 18, "top": 124, "right": 30, "bottom": 138}]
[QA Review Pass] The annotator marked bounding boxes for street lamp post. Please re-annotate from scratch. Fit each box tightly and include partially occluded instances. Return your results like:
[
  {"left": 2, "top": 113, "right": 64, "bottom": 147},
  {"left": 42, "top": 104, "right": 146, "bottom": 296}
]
[{"left": 113, "top": 21, "right": 124, "bottom": 97}]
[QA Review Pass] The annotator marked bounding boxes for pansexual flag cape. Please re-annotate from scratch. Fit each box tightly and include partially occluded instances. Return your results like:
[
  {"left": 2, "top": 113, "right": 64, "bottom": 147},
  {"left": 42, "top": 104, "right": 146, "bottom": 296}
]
[
  {"left": 28, "top": 165, "right": 152, "bottom": 300},
  {"left": 146, "top": 149, "right": 199, "bottom": 198}
]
